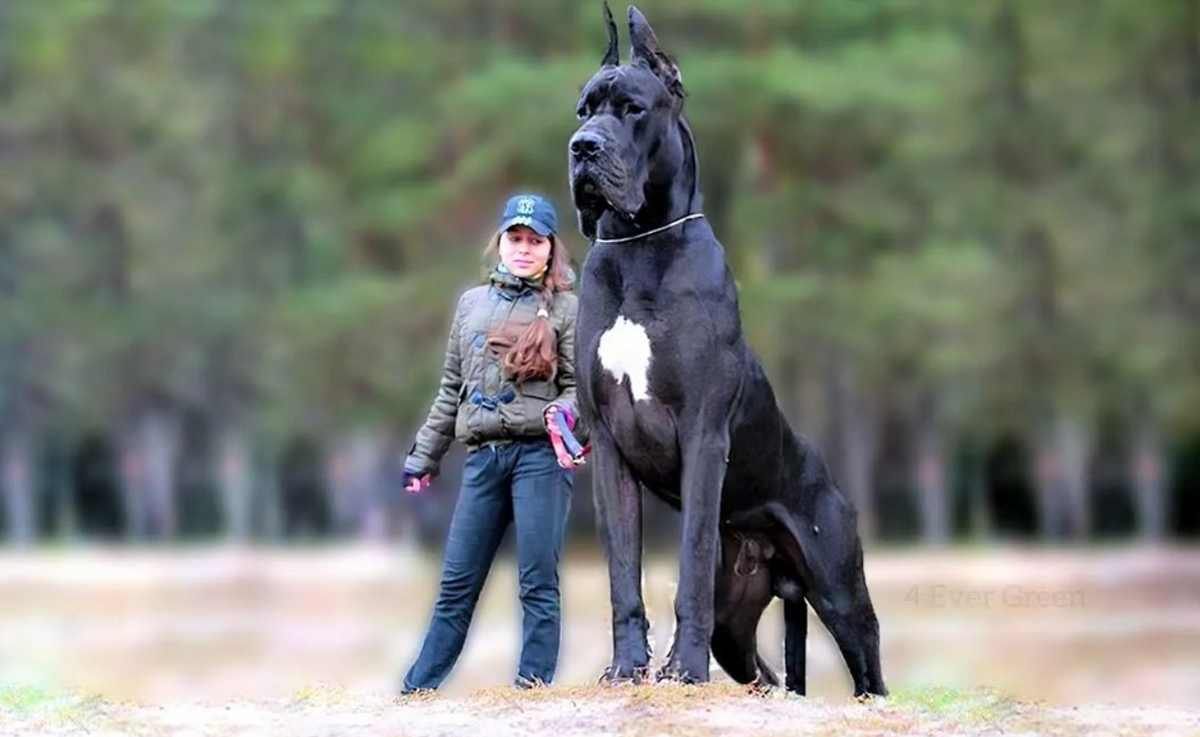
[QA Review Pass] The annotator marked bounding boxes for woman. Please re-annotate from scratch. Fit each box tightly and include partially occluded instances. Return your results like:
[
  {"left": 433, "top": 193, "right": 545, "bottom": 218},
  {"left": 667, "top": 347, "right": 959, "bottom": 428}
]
[{"left": 400, "top": 193, "right": 588, "bottom": 693}]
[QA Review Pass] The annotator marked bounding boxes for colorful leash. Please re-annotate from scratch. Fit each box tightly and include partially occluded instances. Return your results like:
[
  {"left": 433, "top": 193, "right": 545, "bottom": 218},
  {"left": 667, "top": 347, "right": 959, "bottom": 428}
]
[{"left": 548, "top": 410, "right": 591, "bottom": 467}]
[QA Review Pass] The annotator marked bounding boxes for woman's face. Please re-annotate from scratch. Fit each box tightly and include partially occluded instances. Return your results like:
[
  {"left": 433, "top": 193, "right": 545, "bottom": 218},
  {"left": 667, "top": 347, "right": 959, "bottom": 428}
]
[{"left": 498, "top": 225, "right": 552, "bottom": 279}]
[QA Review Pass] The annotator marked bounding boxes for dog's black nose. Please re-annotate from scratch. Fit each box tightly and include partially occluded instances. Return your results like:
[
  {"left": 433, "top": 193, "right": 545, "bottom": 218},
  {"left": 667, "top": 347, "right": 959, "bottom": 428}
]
[{"left": 570, "top": 131, "right": 605, "bottom": 159}]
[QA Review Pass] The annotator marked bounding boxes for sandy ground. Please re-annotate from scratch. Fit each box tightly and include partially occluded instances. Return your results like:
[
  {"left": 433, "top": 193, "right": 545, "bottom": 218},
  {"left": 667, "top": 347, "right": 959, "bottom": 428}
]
[
  {"left": 2, "top": 683, "right": 1199, "bottom": 737},
  {"left": 1, "top": 545, "right": 1199, "bottom": 735}
]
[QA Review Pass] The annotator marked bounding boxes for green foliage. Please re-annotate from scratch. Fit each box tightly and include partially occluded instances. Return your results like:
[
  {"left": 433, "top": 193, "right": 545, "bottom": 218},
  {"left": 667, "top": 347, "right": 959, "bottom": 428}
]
[{"left": 0, "top": 0, "right": 1195, "bottom": 445}]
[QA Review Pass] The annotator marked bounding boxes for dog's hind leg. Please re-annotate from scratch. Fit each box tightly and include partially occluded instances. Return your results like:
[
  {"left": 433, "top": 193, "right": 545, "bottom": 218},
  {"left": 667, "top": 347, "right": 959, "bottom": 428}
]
[
  {"left": 765, "top": 495, "right": 886, "bottom": 698},
  {"left": 754, "top": 653, "right": 780, "bottom": 689},
  {"left": 710, "top": 622, "right": 757, "bottom": 684},
  {"left": 807, "top": 562, "right": 885, "bottom": 697},
  {"left": 710, "top": 621, "right": 780, "bottom": 688},
  {"left": 783, "top": 594, "right": 807, "bottom": 694},
  {"left": 712, "top": 532, "right": 778, "bottom": 688},
  {"left": 799, "top": 493, "right": 886, "bottom": 697}
]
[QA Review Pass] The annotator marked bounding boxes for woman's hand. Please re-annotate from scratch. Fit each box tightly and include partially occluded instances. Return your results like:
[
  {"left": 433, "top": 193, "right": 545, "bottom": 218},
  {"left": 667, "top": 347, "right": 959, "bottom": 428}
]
[
  {"left": 402, "top": 465, "right": 434, "bottom": 494},
  {"left": 544, "top": 405, "right": 589, "bottom": 469}
]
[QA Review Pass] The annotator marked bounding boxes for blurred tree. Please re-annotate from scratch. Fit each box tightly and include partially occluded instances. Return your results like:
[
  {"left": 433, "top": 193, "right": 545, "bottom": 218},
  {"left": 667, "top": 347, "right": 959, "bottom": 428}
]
[{"left": 0, "top": 0, "right": 1195, "bottom": 543}]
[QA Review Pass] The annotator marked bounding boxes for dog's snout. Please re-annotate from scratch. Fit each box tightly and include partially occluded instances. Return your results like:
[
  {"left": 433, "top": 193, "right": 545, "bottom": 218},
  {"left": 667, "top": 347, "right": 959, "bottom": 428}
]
[{"left": 570, "top": 131, "right": 605, "bottom": 159}]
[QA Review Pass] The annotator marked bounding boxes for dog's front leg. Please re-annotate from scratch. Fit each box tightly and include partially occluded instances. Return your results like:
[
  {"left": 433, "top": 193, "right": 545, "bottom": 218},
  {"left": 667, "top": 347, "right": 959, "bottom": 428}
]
[
  {"left": 658, "top": 426, "right": 730, "bottom": 683},
  {"left": 593, "top": 425, "right": 650, "bottom": 683}
]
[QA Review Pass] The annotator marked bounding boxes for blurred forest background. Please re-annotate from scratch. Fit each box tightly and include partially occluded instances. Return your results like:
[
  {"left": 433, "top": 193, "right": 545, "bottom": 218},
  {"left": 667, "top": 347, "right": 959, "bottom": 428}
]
[{"left": 1, "top": 0, "right": 1198, "bottom": 547}]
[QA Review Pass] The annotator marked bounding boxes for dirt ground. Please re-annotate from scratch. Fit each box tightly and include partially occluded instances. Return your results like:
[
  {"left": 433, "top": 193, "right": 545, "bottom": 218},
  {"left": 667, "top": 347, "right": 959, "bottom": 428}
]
[
  {"left": 3, "top": 682, "right": 1199, "bottom": 737},
  {"left": 1, "top": 545, "right": 1199, "bottom": 735}
]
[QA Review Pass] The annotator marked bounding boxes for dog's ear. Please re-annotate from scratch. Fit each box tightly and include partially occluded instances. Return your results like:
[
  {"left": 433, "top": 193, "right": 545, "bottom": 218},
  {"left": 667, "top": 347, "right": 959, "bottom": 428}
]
[
  {"left": 601, "top": 2, "right": 619, "bottom": 67},
  {"left": 628, "top": 5, "right": 684, "bottom": 99}
]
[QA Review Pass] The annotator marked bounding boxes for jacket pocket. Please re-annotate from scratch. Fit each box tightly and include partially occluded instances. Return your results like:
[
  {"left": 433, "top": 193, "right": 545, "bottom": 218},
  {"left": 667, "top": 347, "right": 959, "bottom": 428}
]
[
  {"left": 519, "top": 379, "right": 558, "bottom": 401},
  {"left": 504, "top": 379, "right": 557, "bottom": 437},
  {"left": 456, "top": 382, "right": 482, "bottom": 443}
]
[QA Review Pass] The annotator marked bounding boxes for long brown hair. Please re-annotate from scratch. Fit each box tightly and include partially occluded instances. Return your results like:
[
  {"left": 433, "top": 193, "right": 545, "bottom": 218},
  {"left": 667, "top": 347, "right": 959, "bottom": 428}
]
[{"left": 483, "top": 228, "right": 574, "bottom": 383}]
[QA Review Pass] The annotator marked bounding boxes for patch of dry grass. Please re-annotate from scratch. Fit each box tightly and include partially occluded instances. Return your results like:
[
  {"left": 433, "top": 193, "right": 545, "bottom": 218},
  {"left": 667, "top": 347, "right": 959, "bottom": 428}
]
[
  {"left": 0, "top": 684, "right": 107, "bottom": 728},
  {"left": 4, "top": 680, "right": 1198, "bottom": 736},
  {"left": 452, "top": 682, "right": 970, "bottom": 737},
  {"left": 290, "top": 682, "right": 360, "bottom": 707},
  {"left": 472, "top": 681, "right": 760, "bottom": 706},
  {"left": 887, "top": 684, "right": 1022, "bottom": 726}
]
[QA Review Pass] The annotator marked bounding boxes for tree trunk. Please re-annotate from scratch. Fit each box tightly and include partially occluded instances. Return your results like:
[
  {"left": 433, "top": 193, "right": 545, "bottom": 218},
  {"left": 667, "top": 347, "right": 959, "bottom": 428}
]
[
  {"left": 831, "top": 362, "right": 877, "bottom": 541},
  {"left": 120, "top": 408, "right": 180, "bottom": 540},
  {"left": 1, "top": 429, "right": 36, "bottom": 546},
  {"left": 258, "top": 443, "right": 283, "bottom": 542},
  {"left": 914, "top": 398, "right": 949, "bottom": 546},
  {"left": 1132, "top": 422, "right": 1168, "bottom": 540},
  {"left": 1034, "top": 411, "right": 1091, "bottom": 540},
  {"left": 217, "top": 425, "right": 252, "bottom": 542},
  {"left": 328, "top": 429, "right": 387, "bottom": 537}
]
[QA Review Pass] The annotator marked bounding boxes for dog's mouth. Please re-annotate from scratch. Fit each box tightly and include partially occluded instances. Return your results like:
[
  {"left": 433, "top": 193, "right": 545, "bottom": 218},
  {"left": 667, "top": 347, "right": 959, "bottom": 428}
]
[
  {"left": 571, "top": 172, "right": 613, "bottom": 222},
  {"left": 571, "top": 171, "right": 605, "bottom": 206},
  {"left": 570, "top": 159, "right": 644, "bottom": 224}
]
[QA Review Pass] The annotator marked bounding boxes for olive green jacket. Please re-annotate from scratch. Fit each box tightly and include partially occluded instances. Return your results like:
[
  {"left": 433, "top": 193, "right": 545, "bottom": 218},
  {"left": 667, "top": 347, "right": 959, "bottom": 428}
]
[{"left": 404, "top": 273, "right": 587, "bottom": 477}]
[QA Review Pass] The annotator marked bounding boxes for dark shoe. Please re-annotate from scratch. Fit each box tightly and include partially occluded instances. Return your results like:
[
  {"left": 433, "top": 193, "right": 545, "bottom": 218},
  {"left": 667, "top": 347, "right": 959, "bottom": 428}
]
[{"left": 395, "top": 683, "right": 437, "bottom": 701}]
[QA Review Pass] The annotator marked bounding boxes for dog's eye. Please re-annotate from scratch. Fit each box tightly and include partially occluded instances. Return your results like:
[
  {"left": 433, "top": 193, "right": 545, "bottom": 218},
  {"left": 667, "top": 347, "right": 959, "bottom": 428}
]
[
  {"left": 624, "top": 103, "right": 646, "bottom": 117},
  {"left": 576, "top": 107, "right": 590, "bottom": 120}
]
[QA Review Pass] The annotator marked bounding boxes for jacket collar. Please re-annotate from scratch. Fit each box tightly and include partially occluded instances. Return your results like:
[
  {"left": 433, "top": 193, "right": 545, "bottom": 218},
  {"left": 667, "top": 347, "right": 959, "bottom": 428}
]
[{"left": 490, "top": 262, "right": 545, "bottom": 296}]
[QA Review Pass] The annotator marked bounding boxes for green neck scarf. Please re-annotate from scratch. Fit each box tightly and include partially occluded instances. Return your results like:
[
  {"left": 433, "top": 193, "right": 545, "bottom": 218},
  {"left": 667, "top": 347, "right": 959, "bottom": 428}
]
[{"left": 490, "top": 262, "right": 546, "bottom": 293}]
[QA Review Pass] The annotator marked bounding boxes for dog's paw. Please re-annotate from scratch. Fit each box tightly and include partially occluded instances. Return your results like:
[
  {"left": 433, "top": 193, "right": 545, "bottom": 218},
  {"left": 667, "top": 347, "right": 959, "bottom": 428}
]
[
  {"left": 597, "top": 663, "right": 649, "bottom": 685},
  {"left": 749, "top": 669, "right": 778, "bottom": 695},
  {"left": 747, "top": 680, "right": 773, "bottom": 697},
  {"left": 654, "top": 657, "right": 708, "bottom": 684}
]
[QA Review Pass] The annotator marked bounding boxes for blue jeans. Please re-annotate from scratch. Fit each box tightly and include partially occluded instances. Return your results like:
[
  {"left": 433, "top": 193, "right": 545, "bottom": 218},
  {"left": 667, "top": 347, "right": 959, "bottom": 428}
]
[{"left": 402, "top": 439, "right": 573, "bottom": 690}]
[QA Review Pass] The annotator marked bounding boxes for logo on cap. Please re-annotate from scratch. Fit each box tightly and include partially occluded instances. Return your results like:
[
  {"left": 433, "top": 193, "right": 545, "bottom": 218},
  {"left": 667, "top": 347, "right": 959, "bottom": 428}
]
[{"left": 517, "top": 197, "right": 536, "bottom": 215}]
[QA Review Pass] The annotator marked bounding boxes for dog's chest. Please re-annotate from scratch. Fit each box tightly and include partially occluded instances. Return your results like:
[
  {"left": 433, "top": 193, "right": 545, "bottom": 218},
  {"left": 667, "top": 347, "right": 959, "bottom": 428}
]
[
  {"left": 596, "top": 315, "right": 654, "bottom": 402},
  {"left": 591, "top": 310, "right": 686, "bottom": 408},
  {"left": 587, "top": 312, "right": 684, "bottom": 493}
]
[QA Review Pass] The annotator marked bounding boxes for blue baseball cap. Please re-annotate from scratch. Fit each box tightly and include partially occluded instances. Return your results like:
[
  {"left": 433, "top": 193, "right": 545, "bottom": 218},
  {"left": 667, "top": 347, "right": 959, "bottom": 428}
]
[{"left": 499, "top": 193, "right": 558, "bottom": 237}]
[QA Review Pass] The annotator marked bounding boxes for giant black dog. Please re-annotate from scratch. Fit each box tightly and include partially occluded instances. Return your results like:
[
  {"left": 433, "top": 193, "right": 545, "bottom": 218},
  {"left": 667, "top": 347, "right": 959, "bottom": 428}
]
[{"left": 569, "top": 5, "right": 886, "bottom": 696}]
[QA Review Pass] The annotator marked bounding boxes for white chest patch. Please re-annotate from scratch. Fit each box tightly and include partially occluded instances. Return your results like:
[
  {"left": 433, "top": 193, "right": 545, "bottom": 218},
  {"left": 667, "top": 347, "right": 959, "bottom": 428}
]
[{"left": 597, "top": 316, "right": 653, "bottom": 402}]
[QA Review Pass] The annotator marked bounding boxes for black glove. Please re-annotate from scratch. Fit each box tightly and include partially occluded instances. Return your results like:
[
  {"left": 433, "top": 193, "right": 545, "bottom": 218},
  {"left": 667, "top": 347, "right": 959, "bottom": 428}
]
[{"left": 402, "top": 461, "right": 433, "bottom": 494}]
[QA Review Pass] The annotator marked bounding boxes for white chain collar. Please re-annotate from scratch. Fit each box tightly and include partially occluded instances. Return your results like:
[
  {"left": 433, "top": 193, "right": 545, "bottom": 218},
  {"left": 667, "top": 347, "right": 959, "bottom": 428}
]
[{"left": 593, "top": 213, "right": 706, "bottom": 244}]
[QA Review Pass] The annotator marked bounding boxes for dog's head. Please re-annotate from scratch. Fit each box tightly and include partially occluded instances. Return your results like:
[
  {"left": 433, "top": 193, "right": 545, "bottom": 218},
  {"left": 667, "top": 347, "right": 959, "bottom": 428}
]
[{"left": 569, "top": 4, "right": 688, "bottom": 240}]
